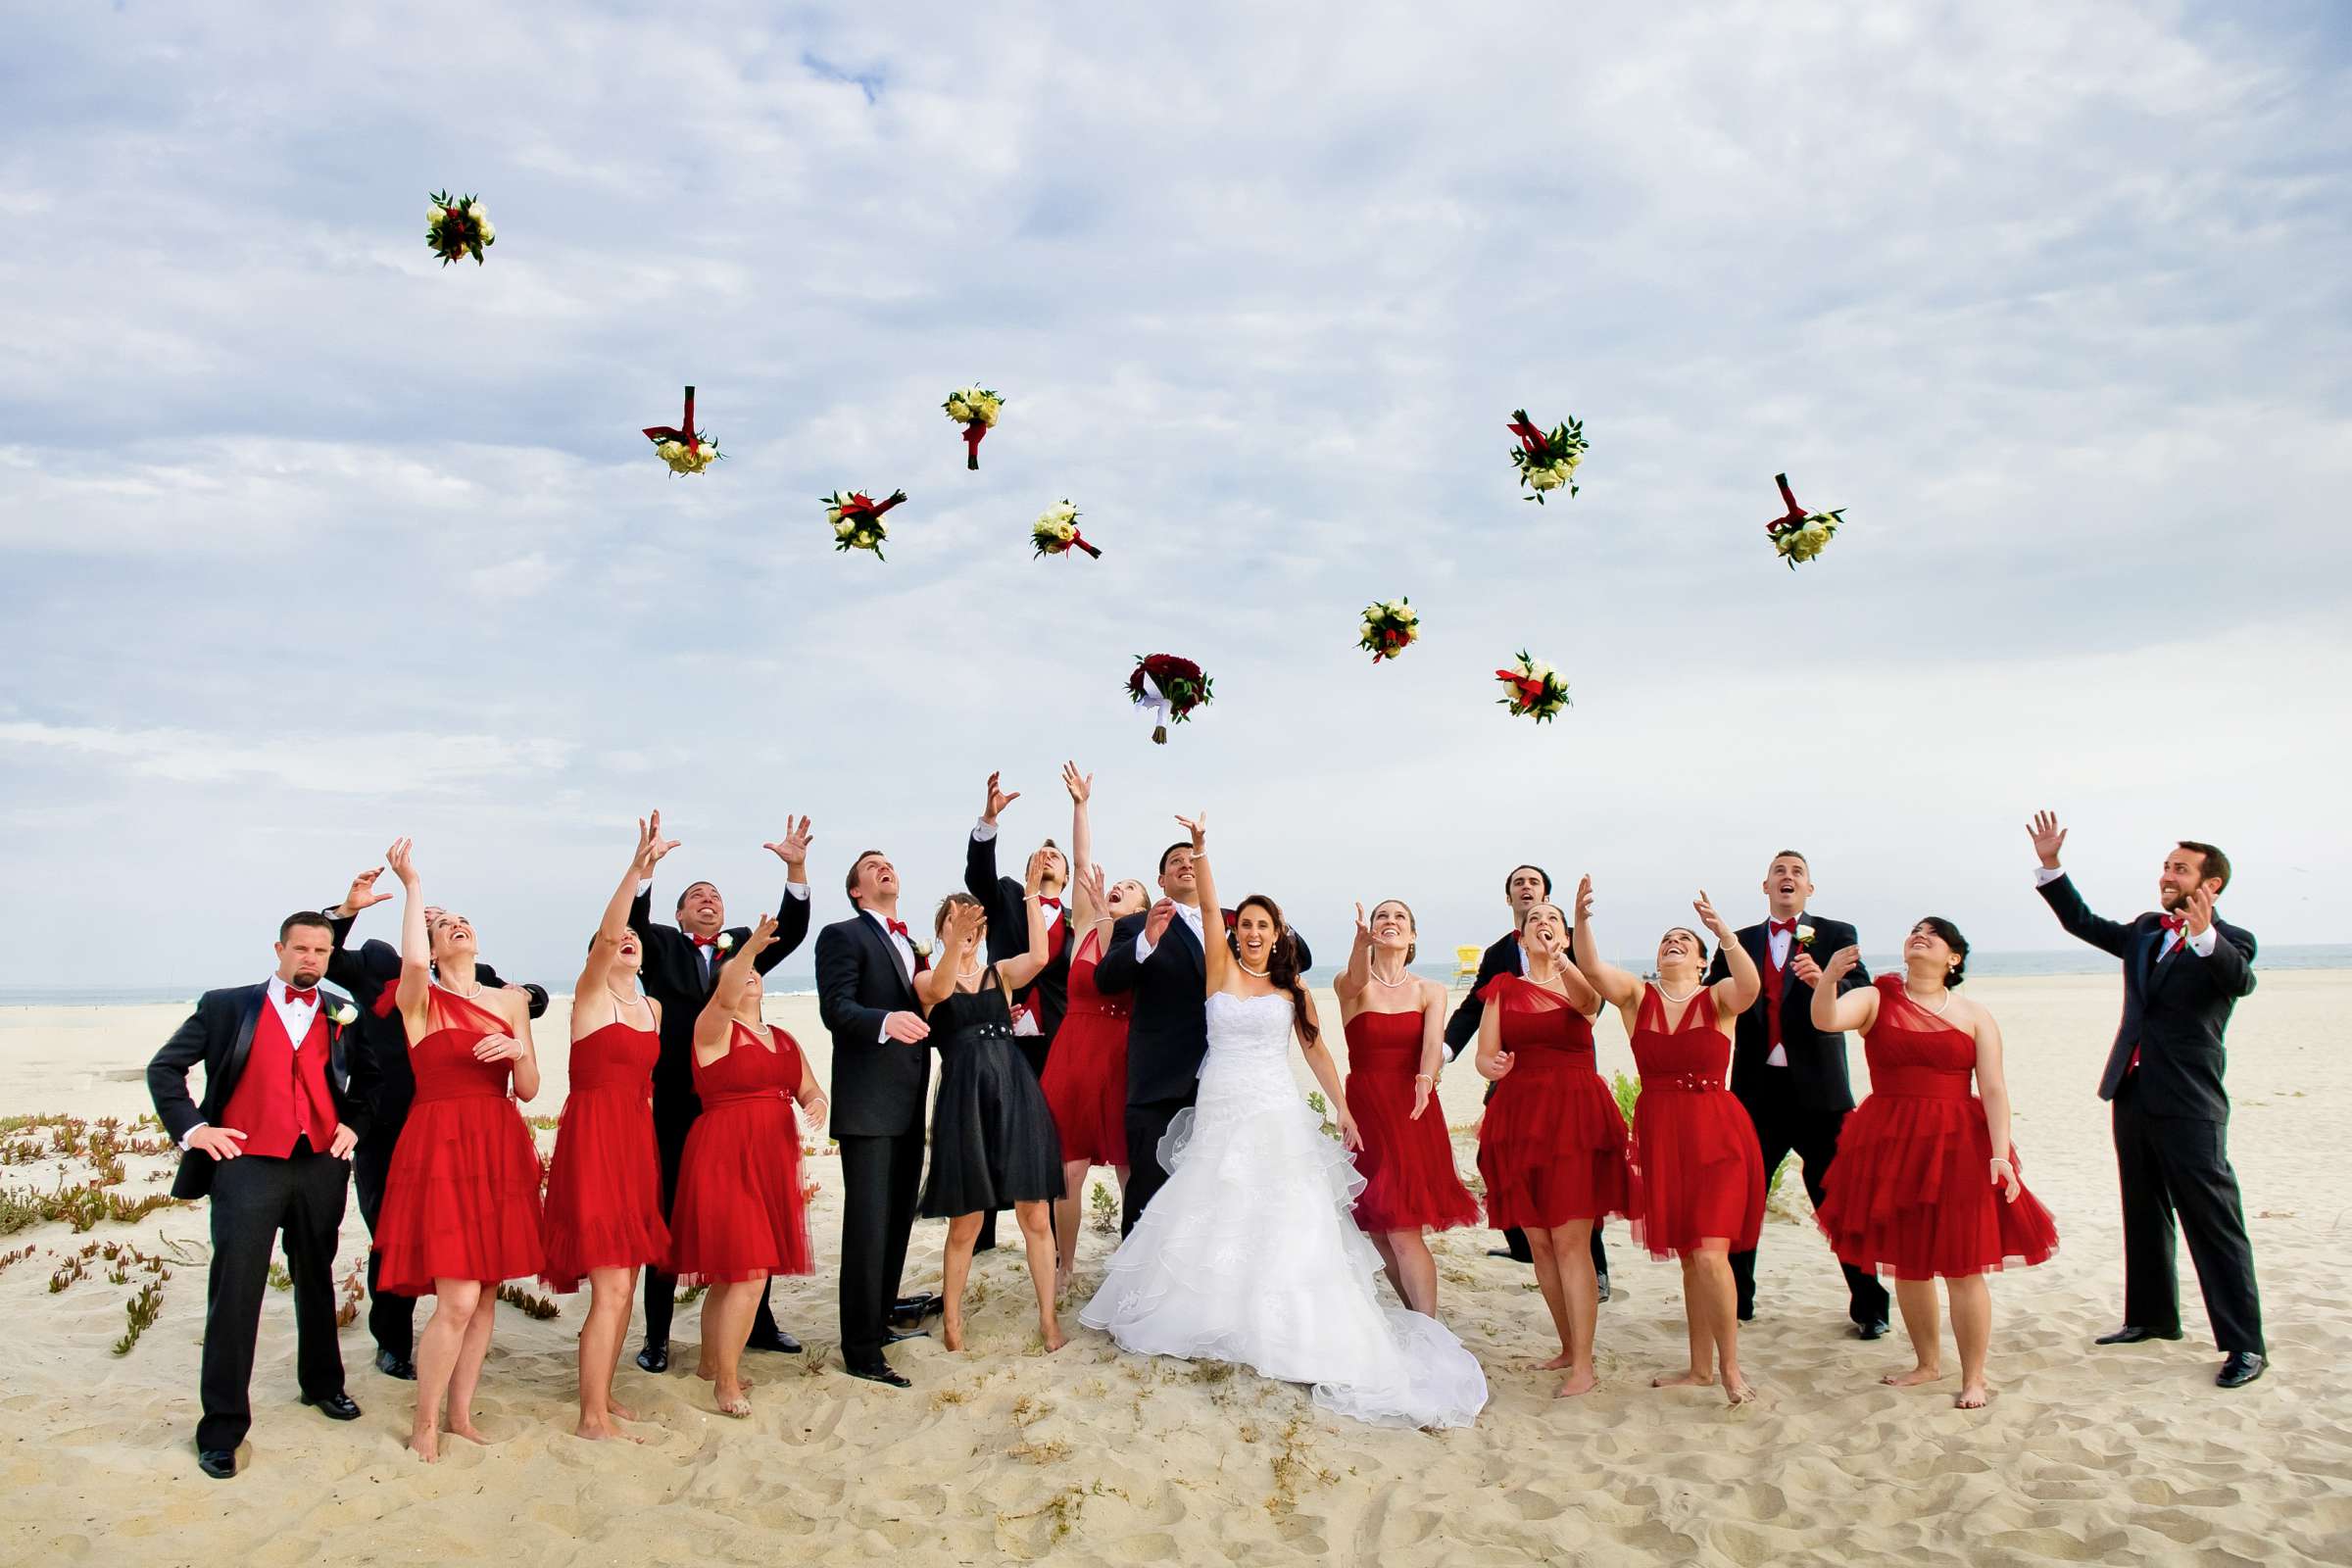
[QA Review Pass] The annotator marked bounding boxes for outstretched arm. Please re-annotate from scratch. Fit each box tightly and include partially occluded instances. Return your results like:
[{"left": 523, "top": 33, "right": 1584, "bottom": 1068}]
[
  {"left": 697, "top": 914, "right": 779, "bottom": 1060},
  {"left": 2029, "top": 810, "right": 2133, "bottom": 957},
  {"left": 997, "top": 857, "right": 1054, "bottom": 991},
  {"left": 1695, "top": 891, "right": 1759, "bottom": 1017},
  {"left": 918, "top": 904, "right": 982, "bottom": 1010},
  {"left": 1569, "top": 875, "right": 1642, "bottom": 1012},
  {"left": 1804, "top": 947, "right": 1879, "bottom": 1034},
  {"left": 760, "top": 814, "right": 814, "bottom": 970},
  {"left": 1181, "top": 813, "right": 1225, "bottom": 996},
  {"left": 580, "top": 818, "right": 668, "bottom": 1004},
  {"left": 1064, "top": 762, "right": 1095, "bottom": 914},
  {"left": 1334, "top": 904, "right": 1373, "bottom": 1006},
  {"left": 386, "top": 839, "right": 429, "bottom": 1038}
]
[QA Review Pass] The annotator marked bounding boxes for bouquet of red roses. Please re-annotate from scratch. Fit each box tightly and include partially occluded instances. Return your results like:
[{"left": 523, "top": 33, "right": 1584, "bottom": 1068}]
[
  {"left": 1506, "top": 409, "right": 1588, "bottom": 503},
  {"left": 1765, "top": 472, "right": 1842, "bottom": 568},
  {"left": 824, "top": 488, "right": 907, "bottom": 559},
  {"left": 1127, "top": 654, "right": 1212, "bottom": 744},
  {"left": 426, "top": 191, "right": 494, "bottom": 267},
  {"left": 642, "top": 385, "right": 720, "bottom": 475},
  {"left": 1494, "top": 651, "right": 1572, "bottom": 722}
]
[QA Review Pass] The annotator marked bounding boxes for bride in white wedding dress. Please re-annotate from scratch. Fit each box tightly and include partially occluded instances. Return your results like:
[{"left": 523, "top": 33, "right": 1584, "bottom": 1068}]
[{"left": 1078, "top": 814, "right": 1488, "bottom": 1429}]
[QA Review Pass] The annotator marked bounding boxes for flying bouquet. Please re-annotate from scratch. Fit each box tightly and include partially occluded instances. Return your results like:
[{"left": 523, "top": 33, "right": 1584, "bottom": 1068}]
[
  {"left": 944, "top": 386, "right": 1004, "bottom": 469},
  {"left": 1358, "top": 598, "right": 1419, "bottom": 662},
  {"left": 1765, "top": 472, "right": 1842, "bottom": 568},
  {"left": 824, "top": 488, "right": 907, "bottom": 559},
  {"left": 1494, "top": 651, "right": 1572, "bottom": 723},
  {"left": 1031, "top": 499, "right": 1101, "bottom": 560},
  {"left": 1127, "top": 654, "right": 1213, "bottom": 745},
  {"left": 426, "top": 191, "right": 494, "bottom": 267},
  {"left": 1506, "top": 409, "right": 1588, "bottom": 503},
  {"left": 642, "top": 386, "right": 720, "bottom": 476}
]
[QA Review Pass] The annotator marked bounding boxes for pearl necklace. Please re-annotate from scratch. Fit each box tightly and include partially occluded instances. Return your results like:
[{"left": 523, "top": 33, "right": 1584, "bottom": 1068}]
[
  {"left": 1238, "top": 959, "right": 1270, "bottom": 978},
  {"left": 1655, "top": 979, "right": 1700, "bottom": 1004},
  {"left": 1903, "top": 984, "right": 1953, "bottom": 1018},
  {"left": 1368, "top": 963, "right": 1416, "bottom": 988}
]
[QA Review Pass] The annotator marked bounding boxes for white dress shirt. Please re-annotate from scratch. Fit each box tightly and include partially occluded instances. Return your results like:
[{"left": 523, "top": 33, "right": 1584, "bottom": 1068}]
[
  {"left": 1135, "top": 899, "right": 1206, "bottom": 962},
  {"left": 863, "top": 906, "right": 920, "bottom": 1041},
  {"left": 182, "top": 977, "right": 323, "bottom": 1149},
  {"left": 2033, "top": 865, "right": 2218, "bottom": 957}
]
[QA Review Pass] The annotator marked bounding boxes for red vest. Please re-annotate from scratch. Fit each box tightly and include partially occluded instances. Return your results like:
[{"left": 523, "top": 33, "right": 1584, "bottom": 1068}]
[{"left": 220, "top": 999, "right": 339, "bottom": 1157}]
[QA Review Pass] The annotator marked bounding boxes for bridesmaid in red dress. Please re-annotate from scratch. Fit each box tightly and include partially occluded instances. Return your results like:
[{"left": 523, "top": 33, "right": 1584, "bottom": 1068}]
[
  {"left": 1807, "top": 920, "right": 2058, "bottom": 1408},
  {"left": 372, "top": 839, "right": 545, "bottom": 1462},
  {"left": 540, "top": 822, "right": 673, "bottom": 1441},
  {"left": 1042, "top": 764, "right": 1149, "bottom": 1289},
  {"left": 666, "top": 913, "right": 825, "bottom": 1417},
  {"left": 1572, "top": 876, "right": 1766, "bottom": 1404},
  {"left": 1339, "top": 898, "right": 1479, "bottom": 1319},
  {"left": 1473, "top": 899, "right": 1628, "bottom": 1396}
]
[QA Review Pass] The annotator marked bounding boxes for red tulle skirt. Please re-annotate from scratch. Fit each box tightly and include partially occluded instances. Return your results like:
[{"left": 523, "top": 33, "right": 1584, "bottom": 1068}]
[
  {"left": 1348, "top": 1069, "right": 1479, "bottom": 1234},
  {"left": 1627, "top": 1088, "right": 1765, "bottom": 1259},
  {"left": 666, "top": 1096, "right": 811, "bottom": 1284},
  {"left": 1042, "top": 1006, "right": 1129, "bottom": 1168},
  {"left": 374, "top": 1095, "right": 547, "bottom": 1295},
  {"left": 539, "top": 1083, "right": 670, "bottom": 1292},
  {"left": 1815, "top": 1094, "right": 2059, "bottom": 1280},
  {"left": 1476, "top": 1065, "right": 1630, "bottom": 1231}
]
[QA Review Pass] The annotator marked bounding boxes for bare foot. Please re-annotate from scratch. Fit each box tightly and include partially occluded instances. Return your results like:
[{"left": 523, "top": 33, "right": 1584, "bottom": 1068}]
[
  {"left": 1881, "top": 1364, "right": 1944, "bottom": 1389},
  {"left": 1041, "top": 1322, "right": 1066, "bottom": 1354},
  {"left": 942, "top": 1317, "right": 965, "bottom": 1352},
  {"left": 606, "top": 1399, "right": 637, "bottom": 1422},
  {"left": 1554, "top": 1367, "right": 1598, "bottom": 1398},
  {"left": 695, "top": 1362, "right": 755, "bottom": 1389},
  {"left": 1536, "top": 1350, "right": 1577, "bottom": 1371},
  {"left": 443, "top": 1419, "right": 488, "bottom": 1446},
  {"left": 1723, "top": 1370, "right": 1757, "bottom": 1405},
  {"left": 1955, "top": 1383, "right": 1991, "bottom": 1409},
  {"left": 1652, "top": 1368, "right": 1716, "bottom": 1389},
  {"left": 714, "top": 1384, "right": 751, "bottom": 1419},
  {"left": 573, "top": 1416, "right": 645, "bottom": 1444},
  {"left": 408, "top": 1431, "right": 440, "bottom": 1463}
]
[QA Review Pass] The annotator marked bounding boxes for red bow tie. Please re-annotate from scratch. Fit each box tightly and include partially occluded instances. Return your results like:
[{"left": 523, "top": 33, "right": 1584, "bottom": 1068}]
[
  {"left": 2157, "top": 913, "right": 2186, "bottom": 933},
  {"left": 283, "top": 986, "right": 318, "bottom": 1005},
  {"left": 1768, "top": 919, "right": 1796, "bottom": 935},
  {"left": 886, "top": 918, "right": 910, "bottom": 939},
  {"left": 1039, "top": 898, "right": 1062, "bottom": 913},
  {"left": 691, "top": 934, "right": 719, "bottom": 949}
]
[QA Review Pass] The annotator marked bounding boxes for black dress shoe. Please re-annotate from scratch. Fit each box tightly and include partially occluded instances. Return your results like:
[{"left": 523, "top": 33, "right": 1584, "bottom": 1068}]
[
  {"left": 889, "top": 1294, "right": 943, "bottom": 1328},
  {"left": 1737, "top": 1303, "right": 1756, "bottom": 1323},
  {"left": 196, "top": 1446, "right": 236, "bottom": 1480},
  {"left": 743, "top": 1329, "right": 804, "bottom": 1354},
  {"left": 373, "top": 1348, "right": 416, "bottom": 1381},
  {"left": 2216, "top": 1351, "right": 2266, "bottom": 1389},
  {"left": 844, "top": 1359, "right": 911, "bottom": 1389},
  {"left": 301, "top": 1392, "right": 363, "bottom": 1421},
  {"left": 635, "top": 1343, "right": 670, "bottom": 1374},
  {"left": 2094, "top": 1326, "right": 2184, "bottom": 1346},
  {"left": 1484, "top": 1248, "right": 1533, "bottom": 1264},
  {"left": 1594, "top": 1273, "right": 1611, "bottom": 1304},
  {"left": 882, "top": 1326, "right": 930, "bottom": 1346},
  {"left": 1856, "top": 1318, "right": 1890, "bottom": 1341}
]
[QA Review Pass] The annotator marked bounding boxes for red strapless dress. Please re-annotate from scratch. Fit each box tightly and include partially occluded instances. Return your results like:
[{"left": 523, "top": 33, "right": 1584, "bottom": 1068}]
[
  {"left": 1041, "top": 930, "right": 1129, "bottom": 1167},
  {"left": 1815, "top": 976, "right": 2060, "bottom": 1280},
  {"left": 666, "top": 1022, "right": 812, "bottom": 1283},
  {"left": 539, "top": 1019, "right": 670, "bottom": 1292},
  {"left": 372, "top": 986, "right": 546, "bottom": 1295},
  {"left": 1627, "top": 983, "right": 1764, "bottom": 1259},
  {"left": 1474, "top": 975, "right": 1630, "bottom": 1229},
  {"left": 1344, "top": 1006, "right": 1479, "bottom": 1233}
]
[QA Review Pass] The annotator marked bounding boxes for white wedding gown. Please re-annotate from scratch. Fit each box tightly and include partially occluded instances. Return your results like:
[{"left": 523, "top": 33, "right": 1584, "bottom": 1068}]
[{"left": 1078, "top": 991, "right": 1489, "bottom": 1429}]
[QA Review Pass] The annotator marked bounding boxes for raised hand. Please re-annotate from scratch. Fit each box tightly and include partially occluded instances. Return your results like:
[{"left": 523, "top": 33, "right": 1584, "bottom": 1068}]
[
  {"left": 635, "top": 812, "right": 681, "bottom": 876},
  {"left": 1820, "top": 945, "right": 1862, "bottom": 988},
  {"left": 947, "top": 901, "right": 985, "bottom": 954},
  {"left": 983, "top": 771, "right": 1020, "bottom": 825},
  {"left": 2182, "top": 883, "right": 2216, "bottom": 937},
  {"left": 1790, "top": 950, "right": 1825, "bottom": 988},
  {"left": 1692, "top": 889, "right": 1731, "bottom": 942},
  {"left": 762, "top": 815, "right": 813, "bottom": 873},
  {"left": 1351, "top": 902, "right": 1372, "bottom": 952},
  {"left": 339, "top": 867, "right": 393, "bottom": 915},
  {"left": 2028, "top": 810, "right": 2067, "bottom": 869},
  {"left": 1989, "top": 1155, "right": 2022, "bottom": 1202},
  {"left": 1022, "top": 851, "right": 1047, "bottom": 899},
  {"left": 741, "top": 912, "right": 783, "bottom": 958},
  {"left": 1060, "top": 760, "right": 1091, "bottom": 805},
  {"left": 1176, "top": 811, "right": 1206, "bottom": 851},
  {"left": 385, "top": 837, "right": 418, "bottom": 887},
  {"left": 1574, "top": 874, "right": 1595, "bottom": 926},
  {"left": 1074, "top": 860, "right": 1108, "bottom": 915},
  {"left": 1144, "top": 899, "right": 1178, "bottom": 947}
]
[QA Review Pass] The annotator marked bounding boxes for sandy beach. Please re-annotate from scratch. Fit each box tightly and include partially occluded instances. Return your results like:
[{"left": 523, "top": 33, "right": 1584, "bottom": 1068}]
[{"left": 3, "top": 972, "right": 2349, "bottom": 1566}]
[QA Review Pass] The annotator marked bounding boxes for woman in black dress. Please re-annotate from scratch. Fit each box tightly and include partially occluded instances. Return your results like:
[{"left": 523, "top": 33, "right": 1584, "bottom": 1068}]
[{"left": 916, "top": 866, "right": 1065, "bottom": 1352}]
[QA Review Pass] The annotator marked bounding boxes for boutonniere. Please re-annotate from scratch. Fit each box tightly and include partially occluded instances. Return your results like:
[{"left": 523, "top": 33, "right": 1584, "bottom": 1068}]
[
  {"left": 1795, "top": 924, "right": 1816, "bottom": 948},
  {"left": 328, "top": 1002, "right": 360, "bottom": 1026},
  {"left": 715, "top": 933, "right": 736, "bottom": 954},
  {"left": 911, "top": 938, "right": 934, "bottom": 960}
]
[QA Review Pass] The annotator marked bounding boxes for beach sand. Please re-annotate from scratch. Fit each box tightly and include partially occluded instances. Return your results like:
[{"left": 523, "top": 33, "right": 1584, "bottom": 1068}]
[{"left": 3, "top": 972, "right": 2348, "bottom": 1566}]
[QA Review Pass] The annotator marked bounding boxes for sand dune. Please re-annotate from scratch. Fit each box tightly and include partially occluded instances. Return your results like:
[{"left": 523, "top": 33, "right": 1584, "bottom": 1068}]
[{"left": 2, "top": 972, "right": 2347, "bottom": 1565}]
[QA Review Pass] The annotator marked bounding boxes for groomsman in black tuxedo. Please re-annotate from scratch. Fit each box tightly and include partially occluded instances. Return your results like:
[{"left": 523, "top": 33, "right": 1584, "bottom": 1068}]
[
  {"left": 818, "top": 849, "right": 936, "bottom": 1388},
  {"left": 1096, "top": 838, "right": 1313, "bottom": 1235},
  {"left": 966, "top": 770, "right": 1074, "bottom": 1251},
  {"left": 2030, "top": 812, "right": 2266, "bottom": 1388},
  {"left": 322, "top": 869, "right": 546, "bottom": 1382},
  {"left": 147, "top": 912, "right": 368, "bottom": 1479},
  {"left": 1705, "top": 851, "right": 1890, "bottom": 1335},
  {"left": 627, "top": 811, "right": 813, "bottom": 1372},
  {"left": 1445, "top": 863, "right": 1611, "bottom": 1297}
]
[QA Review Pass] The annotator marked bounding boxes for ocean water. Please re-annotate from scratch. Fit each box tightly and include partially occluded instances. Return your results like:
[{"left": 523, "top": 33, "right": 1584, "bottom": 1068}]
[{"left": 8, "top": 945, "right": 2345, "bottom": 1008}]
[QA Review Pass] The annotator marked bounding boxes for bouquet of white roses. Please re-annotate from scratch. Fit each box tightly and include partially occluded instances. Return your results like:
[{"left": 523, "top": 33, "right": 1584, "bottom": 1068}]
[
  {"left": 825, "top": 488, "right": 907, "bottom": 559},
  {"left": 1506, "top": 409, "right": 1588, "bottom": 503},
  {"left": 1494, "top": 651, "right": 1572, "bottom": 723},
  {"left": 1765, "top": 472, "right": 1842, "bottom": 568},
  {"left": 641, "top": 386, "right": 721, "bottom": 476},
  {"left": 944, "top": 386, "right": 1004, "bottom": 469},
  {"left": 1031, "top": 499, "right": 1101, "bottom": 560},
  {"left": 426, "top": 191, "right": 495, "bottom": 267},
  {"left": 1359, "top": 598, "right": 1419, "bottom": 662}
]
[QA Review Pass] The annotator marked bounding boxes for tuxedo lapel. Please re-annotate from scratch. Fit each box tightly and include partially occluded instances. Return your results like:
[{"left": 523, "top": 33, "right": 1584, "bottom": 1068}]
[
  {"left": 222, "top": 986, "right": 266, "bottom": 1106},
  {"left": 863, "top": 914, "right": 915, "bottom": 1000},
  {"left": 2136, "top": 924, "right": 2166, "bottom": 996}
]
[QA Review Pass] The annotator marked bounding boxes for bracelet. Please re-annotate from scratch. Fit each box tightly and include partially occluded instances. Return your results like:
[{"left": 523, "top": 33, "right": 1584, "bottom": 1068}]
[{"left": 1413, "top": 1072, "right": 1435, "bottom": 1083}]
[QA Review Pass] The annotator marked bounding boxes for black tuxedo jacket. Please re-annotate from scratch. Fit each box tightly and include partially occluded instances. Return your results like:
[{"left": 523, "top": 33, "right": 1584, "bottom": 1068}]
[
  {"left": 2037, "top": 874, "right": 2258, "bottom": 1121},
  {"left": 1442, "top": 932, "right": 1524, "bottom": 1056},
  {"left": 965, "top": 832, "right": 1070, "bottom": 1042},
  {"left": 629, "top": 884, "right": 809, "bottom": 1122},
  {"left": 1092, "top": 909, "right": 1311, "bottom": 1106},
  {"left": 326, "top": 913, "right": 543, "bottom": 1129},
  {"left": 147, "top": 984, "right": 368, "bottom": 1200},
  {"left": 815, "top": 912, "right": 930, "bottom": 1139},
  {"left": 1704, "top": 915, "right": 1867, "bottom": 1112}
]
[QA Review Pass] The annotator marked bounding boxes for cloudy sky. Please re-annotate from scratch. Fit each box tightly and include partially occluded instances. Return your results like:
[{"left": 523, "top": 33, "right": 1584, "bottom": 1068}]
[{"left": 3, "top": 2, "right": 2346, "bottom": 990}]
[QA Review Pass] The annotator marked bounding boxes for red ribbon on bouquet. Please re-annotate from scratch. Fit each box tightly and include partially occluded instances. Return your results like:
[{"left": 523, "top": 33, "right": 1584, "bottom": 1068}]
[
  {"left": 1495, "top": 668, "right": 1547, "bottom": 707},
  {"left": 643, "top": 385, "right": 703, "bottom": 458},
  {"left": 1054, "top": 528, "right": 1102, "bottom": 560},
  {"left": 1767, "top": 472, "right": 1807, "bottom": 539},
  {"left": 839, "top": 489, "right": 908, "bottom": 524},
  {"left": 1507, "top": 412, "right": 1547, "bottom": 457},
  {"left": 962, "top": 421, "right": 989, "bottom": 470}
]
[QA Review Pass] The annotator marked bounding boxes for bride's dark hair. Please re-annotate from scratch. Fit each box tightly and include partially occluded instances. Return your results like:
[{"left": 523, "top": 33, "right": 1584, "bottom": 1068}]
[{"left": 1234, "top": 893, "right": 1317, "bottom": 1047}]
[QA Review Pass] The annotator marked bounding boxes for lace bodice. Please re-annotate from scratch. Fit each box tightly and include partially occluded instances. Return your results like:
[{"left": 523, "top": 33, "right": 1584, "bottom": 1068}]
[{"left": 1205, "top": 990, "right": 1295, "bottom": 1055}]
